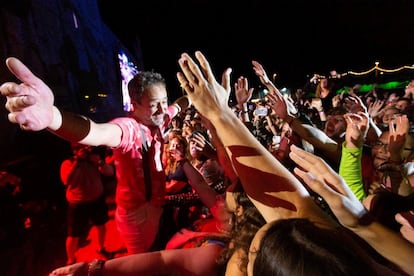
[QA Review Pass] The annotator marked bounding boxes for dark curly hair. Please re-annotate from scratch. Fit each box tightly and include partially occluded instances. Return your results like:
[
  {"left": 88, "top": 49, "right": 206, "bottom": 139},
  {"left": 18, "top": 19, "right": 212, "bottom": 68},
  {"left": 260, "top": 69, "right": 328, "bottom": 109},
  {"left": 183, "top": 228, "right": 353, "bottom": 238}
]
[{"left": 127, "top": 71, "right": 166, "bottom": 103}]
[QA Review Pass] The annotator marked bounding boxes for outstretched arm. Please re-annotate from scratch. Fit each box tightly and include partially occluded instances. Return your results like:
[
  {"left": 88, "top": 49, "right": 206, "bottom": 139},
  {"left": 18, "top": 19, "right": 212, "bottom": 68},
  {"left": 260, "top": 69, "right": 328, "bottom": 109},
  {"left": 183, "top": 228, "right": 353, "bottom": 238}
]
[
  {"left": 176, "top": 51, "right": 332, "bottom": 225},
  {"left": 50, "top": 245, "right": 223, "bottom": 276},
  {"left": 0, "top": 57, "right": 123, "bottom": 147}
]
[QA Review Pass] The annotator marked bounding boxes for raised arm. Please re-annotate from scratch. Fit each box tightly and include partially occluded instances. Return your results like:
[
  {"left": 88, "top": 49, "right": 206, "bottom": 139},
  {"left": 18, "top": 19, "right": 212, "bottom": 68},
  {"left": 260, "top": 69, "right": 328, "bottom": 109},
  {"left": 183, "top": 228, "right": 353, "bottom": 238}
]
[
  {"left": 339, "top": 112, "right": 369, "bottom": 201},
  {"left": 289, "top": 144, "right": 414, "bottom": 275},
  {"left": 176, "top": 51, "right": 332, "bottom": 226}
]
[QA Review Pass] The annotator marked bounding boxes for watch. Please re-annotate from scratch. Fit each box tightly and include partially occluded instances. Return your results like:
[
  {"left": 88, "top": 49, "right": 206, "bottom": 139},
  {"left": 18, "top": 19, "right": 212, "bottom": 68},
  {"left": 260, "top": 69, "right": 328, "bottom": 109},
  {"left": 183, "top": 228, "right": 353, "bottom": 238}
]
[{"left": 88, "top": 259, "right": 105, "bottom": 276}]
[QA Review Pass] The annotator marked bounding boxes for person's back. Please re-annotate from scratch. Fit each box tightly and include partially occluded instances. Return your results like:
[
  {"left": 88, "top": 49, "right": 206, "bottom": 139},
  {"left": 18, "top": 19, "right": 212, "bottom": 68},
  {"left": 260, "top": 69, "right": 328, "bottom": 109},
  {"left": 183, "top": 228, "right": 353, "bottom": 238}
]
[
  {"left": 60, "top": 143, "right": 112, "bottom": 264},
  {"left": 61, "top": 144, "right": 104, "bottom": 203}
]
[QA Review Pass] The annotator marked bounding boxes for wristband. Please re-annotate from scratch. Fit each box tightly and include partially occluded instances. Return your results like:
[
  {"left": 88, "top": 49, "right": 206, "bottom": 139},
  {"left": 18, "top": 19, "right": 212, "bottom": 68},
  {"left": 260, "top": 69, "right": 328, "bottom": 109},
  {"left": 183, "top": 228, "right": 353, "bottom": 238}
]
[
  {"left": 53, "top": 110, "right": 91, "bottom": 142},
  {"left": 88, "top": 259, "right": 105, "bottom": 276}
]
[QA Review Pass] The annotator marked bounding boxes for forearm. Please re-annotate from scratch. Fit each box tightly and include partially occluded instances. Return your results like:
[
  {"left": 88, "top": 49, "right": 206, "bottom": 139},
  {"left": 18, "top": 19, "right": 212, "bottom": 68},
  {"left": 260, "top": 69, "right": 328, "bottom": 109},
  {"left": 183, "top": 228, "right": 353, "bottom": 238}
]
[
  {"left": 182, "top": 160, "right": 217, "bottom": 208},
  {"left": 103, "top": 251, "right": 167, "bottom": 275},
  {"left": 207, "top": 109, "right": 325, "bottom": 223},
  {"left": 339, "top": 143, "right": 366, "bottom": 201},
  {"left": 352, "top": 222, "right": 414, "bottom": 275},
  {"left": 47, "top": 107, "right": 121, "bottom": 147},
  {"left": 290, "top": 120, "right": 339, "bottom": 161},
  {"left": 210, "top": 129, "right": 238, "bottom": 183}
]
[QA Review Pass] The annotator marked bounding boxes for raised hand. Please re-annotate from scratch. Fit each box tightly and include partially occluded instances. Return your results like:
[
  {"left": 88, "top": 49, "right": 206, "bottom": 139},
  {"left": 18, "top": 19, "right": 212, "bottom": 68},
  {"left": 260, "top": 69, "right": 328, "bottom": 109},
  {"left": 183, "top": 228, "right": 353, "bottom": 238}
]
[
  {"left": 252, "top": 60, "right": 272, "bottom": 85},
  {"left": 191, "top": 131, "right": 216, "bottom": 159},
  {"left": 1, "top": 57, "right": 55, "bottom": 131},
  {"left": 265, "top": 89, "right": 289, "bottom": 121},
  {"left": 343, "top": 112, "right": 369, "bottom": 149},
  {"left": 289, "top": 144, "right": 369, "bottom": 229},
  {"left": 234, "top": 76, "right": 253, "bottom": 109},
  {"left": 177, "top": 51, "right": 231, "bottom": 121},
  {"left": 367, "top": 99, "right": 385, "bottom": 120},
  {"left": 388, "top": 114, "right": 409, "bottom": 162}
]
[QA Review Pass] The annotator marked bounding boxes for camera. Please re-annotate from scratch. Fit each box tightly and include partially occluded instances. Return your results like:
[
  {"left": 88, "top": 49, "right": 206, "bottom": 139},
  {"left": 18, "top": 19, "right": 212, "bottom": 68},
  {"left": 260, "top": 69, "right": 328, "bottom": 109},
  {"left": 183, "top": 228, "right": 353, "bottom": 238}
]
[{"left": 254, "top": 107, "right": 268, "bottom": 116}]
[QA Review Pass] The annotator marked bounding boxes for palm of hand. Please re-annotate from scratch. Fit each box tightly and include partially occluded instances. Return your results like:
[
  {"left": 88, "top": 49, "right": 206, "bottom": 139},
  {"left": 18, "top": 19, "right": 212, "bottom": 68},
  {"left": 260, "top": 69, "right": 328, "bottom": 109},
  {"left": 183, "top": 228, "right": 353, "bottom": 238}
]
[{"left": 3, "top": 58, "right": 55, "bottom": 131}]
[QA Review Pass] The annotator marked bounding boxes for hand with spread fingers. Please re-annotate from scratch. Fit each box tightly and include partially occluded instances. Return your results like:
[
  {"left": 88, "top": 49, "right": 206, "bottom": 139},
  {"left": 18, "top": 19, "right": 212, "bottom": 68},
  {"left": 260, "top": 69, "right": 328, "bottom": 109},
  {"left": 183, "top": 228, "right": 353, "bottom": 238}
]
[
  {"left": 234, "top": 76, "right": 253, "bottom": 109},
  {"left": 343, "top": 112, "right": 369, "bottom": 149},
  {"left": 1, "top": 57, "right": 55, "bottom": 131},
  {"left": 289, "top": 144, "right": 368, "bottom": 229},
  {"left": 177, "top": 51, "right": 232, "bottom": 122},
  {"left": 290, "top": 144, "right": 414, "bottom": 275}
]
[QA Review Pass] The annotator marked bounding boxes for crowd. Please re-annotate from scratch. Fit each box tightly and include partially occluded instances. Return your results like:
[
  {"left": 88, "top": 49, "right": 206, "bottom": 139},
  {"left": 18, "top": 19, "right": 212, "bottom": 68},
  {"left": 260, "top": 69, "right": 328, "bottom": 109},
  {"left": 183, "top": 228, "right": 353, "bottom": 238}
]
[{"left": 1, "top": 51, "right": 414, "bottom": 276}]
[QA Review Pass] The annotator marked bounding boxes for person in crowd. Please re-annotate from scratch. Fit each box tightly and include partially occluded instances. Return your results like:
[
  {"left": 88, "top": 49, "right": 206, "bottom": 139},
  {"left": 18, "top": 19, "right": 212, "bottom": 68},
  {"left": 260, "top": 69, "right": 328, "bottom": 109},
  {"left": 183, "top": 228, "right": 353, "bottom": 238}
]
[
  {"left": 60, "top": 143, "right": 115, "bottom": 264},
  {"left": 337, "top": 104, "right": 414, "bottom": 236},
  {"left": 189, "top": 130, "right": 226, "bottom": 193},
  {"left": 170, "top": 114, "right": 184, "bottom": 132},
  {"left": 308, "top": 74, "right": 337, "bottom": 112},
  {"left": 0, "top": 57, "right": 190, "bottom": 255},
  {"left": 377, "top": 105, "right": 403, "bottom": 130},
  {"left": 0, "top": 170, "right": 33, "bottom": 276},
  {"left": 403, "top": 80, "right": 414, "bottom": 101},
  {"left": 163, "top": 133, "right": 197, "bottom": 235},
  {"left": 252, "top": 60, "right": 347, "bottom": 170},
  {"left": 176, "top": 51, "right": 413, "bottom": 275},
  {"left": 4, "top": 52, "right": 414, "bottom": 275},
  {"left": 289, "top": 144, "right": 414, "bottom": 276}
]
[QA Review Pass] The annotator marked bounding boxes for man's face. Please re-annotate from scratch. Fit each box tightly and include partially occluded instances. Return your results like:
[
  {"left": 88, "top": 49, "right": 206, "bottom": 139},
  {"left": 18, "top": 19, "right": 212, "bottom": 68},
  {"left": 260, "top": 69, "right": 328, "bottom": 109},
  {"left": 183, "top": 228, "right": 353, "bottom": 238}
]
[
  {"left": 324, "top": 114, "right": 346, "bottom": 139},
  {"left": 371, "top": 131, "right": 390, "bottom": 169},
  {"left": 133, "top": 84, "right": 168, "bottom": 126}
]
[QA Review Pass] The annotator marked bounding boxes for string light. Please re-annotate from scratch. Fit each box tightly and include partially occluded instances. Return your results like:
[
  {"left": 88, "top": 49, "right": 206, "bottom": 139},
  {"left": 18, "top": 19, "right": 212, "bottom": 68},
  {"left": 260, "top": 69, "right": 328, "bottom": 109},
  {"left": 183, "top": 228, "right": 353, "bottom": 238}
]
[{"left": 314, "top": 62, "right": 414, "bottom": 79}]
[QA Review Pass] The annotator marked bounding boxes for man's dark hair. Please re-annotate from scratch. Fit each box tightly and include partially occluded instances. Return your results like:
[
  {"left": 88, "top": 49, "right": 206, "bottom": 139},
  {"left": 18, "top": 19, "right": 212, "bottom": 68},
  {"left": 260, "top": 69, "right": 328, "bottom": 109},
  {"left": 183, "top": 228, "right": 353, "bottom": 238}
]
[{"left": 128, "top": 71, "right": 166, "bottom": 103}]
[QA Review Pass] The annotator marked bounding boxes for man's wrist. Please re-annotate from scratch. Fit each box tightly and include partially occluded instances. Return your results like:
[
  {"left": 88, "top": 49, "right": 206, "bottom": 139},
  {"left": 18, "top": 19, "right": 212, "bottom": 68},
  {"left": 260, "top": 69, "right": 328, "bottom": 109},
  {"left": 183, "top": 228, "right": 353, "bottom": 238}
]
[
  {"left": 51, "top": 109, "right": 91, "bottom": 142},
  {"left": 48, "top": 106, "right": 63, "bottom": 130}
]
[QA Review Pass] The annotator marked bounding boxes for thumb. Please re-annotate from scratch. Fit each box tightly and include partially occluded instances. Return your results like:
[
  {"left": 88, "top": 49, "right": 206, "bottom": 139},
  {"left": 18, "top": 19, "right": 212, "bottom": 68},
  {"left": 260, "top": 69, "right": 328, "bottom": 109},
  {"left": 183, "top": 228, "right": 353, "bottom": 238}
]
[{"left": 6, "top": 57, "right": 44, "bottom": 88}]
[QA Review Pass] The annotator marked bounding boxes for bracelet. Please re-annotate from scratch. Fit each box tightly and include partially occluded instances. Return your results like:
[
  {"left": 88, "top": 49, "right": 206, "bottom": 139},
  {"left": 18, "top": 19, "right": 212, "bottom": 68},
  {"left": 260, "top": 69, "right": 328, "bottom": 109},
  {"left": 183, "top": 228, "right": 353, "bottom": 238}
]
[
  {"left": 318, "top": 110, "right": 325, "bottom": 114},
  {"left": 88, "top": 259, "right": 105, "bottom": 276},
  {"left": 53, "top": 110, "right": 91, "bottom": 142}
]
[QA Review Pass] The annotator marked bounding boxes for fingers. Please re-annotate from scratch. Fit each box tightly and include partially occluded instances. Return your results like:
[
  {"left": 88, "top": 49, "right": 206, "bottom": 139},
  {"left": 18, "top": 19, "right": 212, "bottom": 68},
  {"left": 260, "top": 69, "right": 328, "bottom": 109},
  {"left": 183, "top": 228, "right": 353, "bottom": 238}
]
[
  {"left": 293, "top": 168, "right": 335, "bottom": 198},
  {"left": 6, "top": 57, "right": 44, "bottom": 88},
  {"left": 177, "top": 72, "right": 192, "bottom": 93},
  {"left": 396, "top": 211, "right": 414, "bottom": 228},
  {"left": 289, "top": 144, "right": 318, "bottom": 171},
  {"left": 221, "top": 67, "right": 232, "bottom": 93},
  {"left": 0, "top": 82, "right": 22, "bottom": 97},
  {"left": 4, "top": 94, "right": 36, "bottom": 111},
  {"left": 178, "top": 53, "right": 197, "bottom": 87},
  {"left": 194, "top": 51, "right": 212, "bottom": 82}
]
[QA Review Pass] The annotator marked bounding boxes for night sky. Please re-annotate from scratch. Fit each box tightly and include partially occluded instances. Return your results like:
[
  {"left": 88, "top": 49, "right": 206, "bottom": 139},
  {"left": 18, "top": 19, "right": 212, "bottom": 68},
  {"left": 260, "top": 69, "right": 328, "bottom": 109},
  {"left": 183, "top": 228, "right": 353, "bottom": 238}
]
[{"left": 98, "top": 0, "right": 414, "bottom": 97}]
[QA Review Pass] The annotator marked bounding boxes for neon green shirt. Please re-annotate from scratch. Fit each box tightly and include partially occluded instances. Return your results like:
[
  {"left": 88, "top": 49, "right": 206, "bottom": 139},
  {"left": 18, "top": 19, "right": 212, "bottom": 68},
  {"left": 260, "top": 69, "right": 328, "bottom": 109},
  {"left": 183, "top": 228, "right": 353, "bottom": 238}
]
[{"left": 339, "top": 142, "right": 366, "bottom": 201}]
